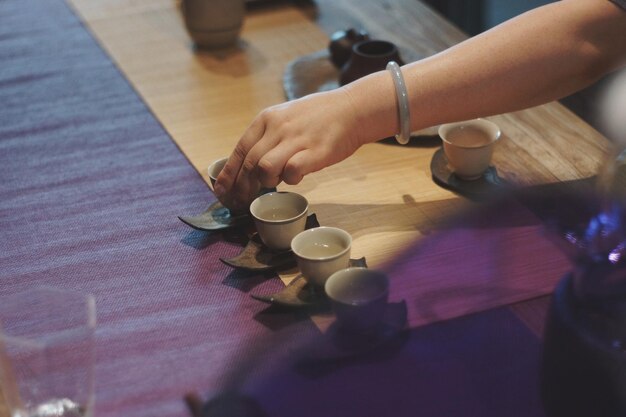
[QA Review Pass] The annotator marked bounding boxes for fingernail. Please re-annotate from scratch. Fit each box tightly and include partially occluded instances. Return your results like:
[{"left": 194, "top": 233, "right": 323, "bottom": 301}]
[{"left": 214, "top": 184, "right": 224, "bottom": 197}]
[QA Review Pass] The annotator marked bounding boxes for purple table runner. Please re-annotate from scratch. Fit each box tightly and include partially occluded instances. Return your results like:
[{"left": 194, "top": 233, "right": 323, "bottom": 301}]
[
  {"left": 0, "top": 1, "right": 547, "bottom": 416},
  {"left": 0, "top": 1, "right": 314, "bottom": 416}
]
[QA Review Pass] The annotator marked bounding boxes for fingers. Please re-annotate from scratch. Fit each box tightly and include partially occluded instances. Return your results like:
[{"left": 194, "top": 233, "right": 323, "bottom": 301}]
[
  {"left": 214, "top": 116, "right": 266, "bottom": 209},
  {"left": 214, "top": 92, "right": 359, "bottom": 211},
  {"left": 219, "top": 140, "right": 311, "bottom": 209},
  {"left": 282, "top": 149, "right": 326, "bottom": 185},
  {"left": 230, "top": 143, "right": 270, "bottom": 210},
  {"left": 256, "top": 140, "right": 303, "bottom": 188},
  {"left": 216, "top": 109, "right": 295, "bottom": 210}
]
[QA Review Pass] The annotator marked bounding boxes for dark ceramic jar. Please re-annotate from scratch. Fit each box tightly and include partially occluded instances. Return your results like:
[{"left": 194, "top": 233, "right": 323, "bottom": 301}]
[
  {"left": 328, "top": 28, "right": 370, "bottom": 69},
  {"left": 339, "top": 40, "right": 405, "bottom": 86}
]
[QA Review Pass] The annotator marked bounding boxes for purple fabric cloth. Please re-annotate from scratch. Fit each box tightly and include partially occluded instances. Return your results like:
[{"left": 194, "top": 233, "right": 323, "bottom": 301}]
[
  {"left": 0, "top": 1, "right": 548, "bottom": 416},
  {"left": 0, "top": 1, "right": 315, "bottom": 416}
]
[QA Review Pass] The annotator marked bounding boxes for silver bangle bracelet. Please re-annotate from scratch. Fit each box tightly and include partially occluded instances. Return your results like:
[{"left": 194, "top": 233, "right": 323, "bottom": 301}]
[{"left": 386, "top": 61, "right": 411, "bottom": 145}]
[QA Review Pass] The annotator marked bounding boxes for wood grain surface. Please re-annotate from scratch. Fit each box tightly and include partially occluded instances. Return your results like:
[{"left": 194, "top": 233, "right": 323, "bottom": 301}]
[{"left": 65, "top": 0, "right": 610, "bottom": 327}]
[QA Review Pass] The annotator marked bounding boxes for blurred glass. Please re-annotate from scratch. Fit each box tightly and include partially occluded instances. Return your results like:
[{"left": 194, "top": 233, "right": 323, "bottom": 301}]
[{"left": 0, "top": 288, "right": 96, "bottom": 417}]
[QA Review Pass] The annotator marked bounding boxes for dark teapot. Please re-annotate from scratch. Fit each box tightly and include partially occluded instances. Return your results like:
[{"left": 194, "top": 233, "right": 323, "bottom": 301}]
[
  {"left": 328, "top": 28, "right": 370, "bottom": 69},
  {"left": 339, "top": 39, "right": 405, "bottom": 86}
]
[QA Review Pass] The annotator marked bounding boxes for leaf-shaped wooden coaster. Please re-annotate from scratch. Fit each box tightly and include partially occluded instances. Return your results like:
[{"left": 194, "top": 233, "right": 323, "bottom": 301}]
[
  {"left": 250, "top": 257, "right": 368, "bottom": 308},
  {"left": 178, "top": 200, "right": 249, "bottom": 231},
  {"left": 430, "top": 147, "right": 507, "bottom": 199},
  {"left": 220, "top": 234, "right": 295, "bottom": 271},
  {"left": 220, "top": 214, "right": 320, "bottom": 271}
]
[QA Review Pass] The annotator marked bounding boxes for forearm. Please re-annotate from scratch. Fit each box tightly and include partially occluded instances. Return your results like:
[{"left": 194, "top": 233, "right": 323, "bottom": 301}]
[
  {"left": 344, "top": 0, "right": 626, "bottom": 145},
  {"left": 216, "top": 0, "right": 626, "bottom": 207}
]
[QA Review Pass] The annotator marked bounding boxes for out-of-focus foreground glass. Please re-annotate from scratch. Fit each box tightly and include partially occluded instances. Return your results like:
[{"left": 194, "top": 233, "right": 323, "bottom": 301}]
[{"left": 0, "top": 288, "right": 96, "bottom": 417}]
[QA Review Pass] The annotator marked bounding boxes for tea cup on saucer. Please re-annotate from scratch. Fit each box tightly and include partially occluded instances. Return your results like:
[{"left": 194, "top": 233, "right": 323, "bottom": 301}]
[
  {"left": 438, "top": 118, "right": 501, "bottom": 181},
  {"left": 291, "top": 227, "right": 352, "bottom": 287},
  {"left": 249, "top": 192, "right": 309, "bottom": 251}
]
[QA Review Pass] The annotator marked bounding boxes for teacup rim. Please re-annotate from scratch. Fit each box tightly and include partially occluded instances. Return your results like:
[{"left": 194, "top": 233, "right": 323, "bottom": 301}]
[
  {"left": 325, "top": 267, "right": 389, "bottom": 306},
  {"left": 291, "top": 226, "right": 352, "bottom": 261},
  {"left": 250, "top": 191, "right": 309, "bottom": 225},
  {"left": 352, "top": 39, "right": 398, "bottom": 56},
  {"left": 438, "top": 118, "right": 501, "bottom": 149},
  {"left": 207, "top": 156, "right": 229, "bottom": 181}
]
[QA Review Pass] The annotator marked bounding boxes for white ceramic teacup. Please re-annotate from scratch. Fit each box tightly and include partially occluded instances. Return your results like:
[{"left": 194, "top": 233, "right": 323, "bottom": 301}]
[
  {"left": 439, "top": 118, "right": 501, "bottom": 180},
  {"left": 325, "top": 267, "right": 389, "bottom": 332},
  {"left": 291, "top": 226, "right": 352, "bottom": 287},
  {"left": 249, "top": 192, "right": 309, "bottom": 251},
  {"left": 207, "top": 157, "right": 229, "bottom": 191}
]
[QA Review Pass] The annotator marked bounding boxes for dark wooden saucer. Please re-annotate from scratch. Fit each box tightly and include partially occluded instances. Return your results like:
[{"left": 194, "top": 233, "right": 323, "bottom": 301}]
[
  {"left": 220, "top": 214, "right": 320, "bottom": 271},
  {"left": 430, "top": 147, "right": 507, "bottom": 199},
  {"left": 250, "top": 257, "right": 368, "bottom": 308},
  {"left": 178, "top": 200, "right": 249, "bottom": 231}
]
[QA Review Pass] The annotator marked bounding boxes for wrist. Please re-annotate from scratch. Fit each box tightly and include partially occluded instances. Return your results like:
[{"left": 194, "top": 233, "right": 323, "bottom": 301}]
[{"left": 341, "top": 71, "right": 400, "bottom": 145}]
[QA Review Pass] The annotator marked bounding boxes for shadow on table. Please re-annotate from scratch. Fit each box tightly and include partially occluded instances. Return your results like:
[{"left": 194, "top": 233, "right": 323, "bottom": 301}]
[
  {"left": 180, "top": 170, "right": 598, "bottom": 255},
  {"left": 382, "top": 177, "right": 601, "bottom": 328},
  {"left": 181, "top": 229, "right": 223, "bottom": 250},
  {"left": 221, "top": 269, "right": 276, "bottom": 293},
  {"left": 378, "top": 134, "right": 442, "bottom": 148},
  {"left": 306, "top": 187, "right": 566, "bottom": 241},
  {"left": 253, "top": 304, "right": 315, "bottom": 332}
]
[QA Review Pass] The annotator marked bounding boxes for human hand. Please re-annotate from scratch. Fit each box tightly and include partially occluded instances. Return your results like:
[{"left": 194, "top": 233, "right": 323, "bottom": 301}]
[{"left": 214, "top": 88, "right": 364, "bottom": 211}]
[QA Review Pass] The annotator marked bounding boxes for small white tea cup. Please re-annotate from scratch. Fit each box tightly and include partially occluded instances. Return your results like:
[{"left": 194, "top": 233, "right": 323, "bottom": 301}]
[
  {"left": 207, "top": 157, "right": 229, "bottom": 191},
  {"left": 291, "top": 226, "right": 352, "bottom": 287},
  {"left": 325, "top": 267, "right": 389, "bottom": 332},
  {"left": 439, "top": 118, "right": 501, "bottom": 180},
  {"left": 249, "top": 192, "right": 308, "bottom": 251}
]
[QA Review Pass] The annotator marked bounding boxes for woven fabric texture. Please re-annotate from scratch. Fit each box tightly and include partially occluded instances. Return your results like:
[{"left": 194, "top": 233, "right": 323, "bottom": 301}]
[{"left": 0, "top": 1, "right": 314, "bottom": 416}]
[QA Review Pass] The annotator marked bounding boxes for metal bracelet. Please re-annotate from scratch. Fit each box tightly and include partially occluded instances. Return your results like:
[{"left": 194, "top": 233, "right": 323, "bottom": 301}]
[{"left": 386, "top": 61, "right": 411, "bottom": 145}]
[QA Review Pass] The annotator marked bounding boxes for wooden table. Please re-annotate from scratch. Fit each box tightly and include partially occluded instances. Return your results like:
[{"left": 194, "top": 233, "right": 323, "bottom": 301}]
[
  {"left": 65, "top": 0, "right": 608, "bottom": 327},
  {"left": 0, "top": 0, "right": 612, "bottom": 415}
]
